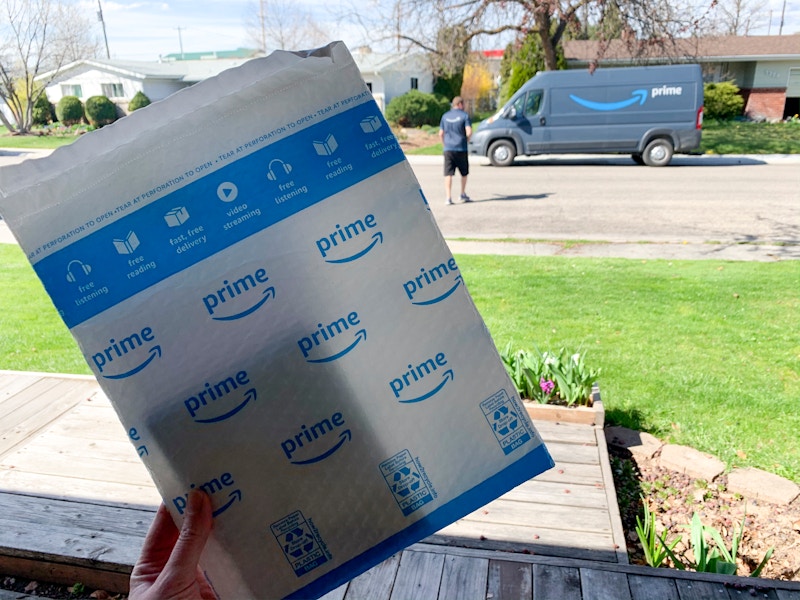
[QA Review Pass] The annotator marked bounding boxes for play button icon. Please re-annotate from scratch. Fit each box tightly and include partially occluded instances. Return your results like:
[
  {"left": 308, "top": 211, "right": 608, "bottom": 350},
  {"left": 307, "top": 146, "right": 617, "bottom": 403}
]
[{"left": 217, "top": 182, "right": 238, "bottom": 203}]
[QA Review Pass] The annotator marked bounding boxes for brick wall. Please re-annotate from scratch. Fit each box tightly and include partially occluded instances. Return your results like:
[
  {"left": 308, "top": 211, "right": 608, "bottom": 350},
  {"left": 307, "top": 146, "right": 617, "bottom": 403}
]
[{"left": 741, "top": 88, "right": 786, "bottom": 121}]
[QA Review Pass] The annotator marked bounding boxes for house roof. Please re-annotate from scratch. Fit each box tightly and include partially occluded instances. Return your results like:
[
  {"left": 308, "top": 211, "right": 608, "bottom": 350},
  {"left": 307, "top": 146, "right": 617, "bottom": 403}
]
[
  {"left": 350, "top": 49, "right": 426, "bottom": 74},
  {"left": 564, "top": 35, "right": 800, "bottom": 64},
  {"left": 37, "top": 57, "right": 254, "bottom": 84},
  {"left": 162, "top": 48, "right": 261, "bottom": 61}
]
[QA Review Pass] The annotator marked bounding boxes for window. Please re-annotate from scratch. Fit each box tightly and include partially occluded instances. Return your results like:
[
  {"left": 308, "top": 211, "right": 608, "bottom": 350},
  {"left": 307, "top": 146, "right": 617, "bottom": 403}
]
[
  {"left": 410, "top": 77, "right": 419, "bottom": 90},
  {"left": 60, "top": 84, "right": 82, "bottom": 98},
  {"left": 366, "top": 82, "right": 373, "bottom": 92},
  {"left": 101, "top": 83, "right": 125, "bottom": 97}
]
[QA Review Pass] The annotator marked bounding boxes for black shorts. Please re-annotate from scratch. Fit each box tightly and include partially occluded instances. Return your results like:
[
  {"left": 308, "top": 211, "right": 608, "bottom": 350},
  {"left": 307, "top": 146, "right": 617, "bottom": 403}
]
[{"left": 444, "top": 151, "right": 469, "bottom": 176}]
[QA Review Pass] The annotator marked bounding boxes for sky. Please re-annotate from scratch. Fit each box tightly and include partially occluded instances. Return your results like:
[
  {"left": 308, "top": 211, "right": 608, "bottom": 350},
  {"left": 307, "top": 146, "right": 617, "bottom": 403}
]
[{"left": 88, "top": 0, "right": 800, "bottom": 62}]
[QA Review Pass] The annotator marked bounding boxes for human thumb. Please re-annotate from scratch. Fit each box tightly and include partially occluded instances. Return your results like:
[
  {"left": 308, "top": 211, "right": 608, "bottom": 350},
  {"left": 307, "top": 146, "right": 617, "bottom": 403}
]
[{"left": 164, "top": 490, "right": 213, "bottom": 577}]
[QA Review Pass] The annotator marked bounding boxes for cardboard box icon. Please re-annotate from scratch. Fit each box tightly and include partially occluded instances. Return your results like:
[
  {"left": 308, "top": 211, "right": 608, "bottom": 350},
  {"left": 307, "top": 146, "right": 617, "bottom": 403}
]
[
  {"left": 360, "top": 116, "right": 382, "bottom": 133},
  {"left": 164, "top": 206, "right": 190, "bottom": 227},
  {"left": 113, "top": 231, "right": 140, "bottom": 254},
  {"left": 313, "top": 133, "right": 338, "bottom": 156}
]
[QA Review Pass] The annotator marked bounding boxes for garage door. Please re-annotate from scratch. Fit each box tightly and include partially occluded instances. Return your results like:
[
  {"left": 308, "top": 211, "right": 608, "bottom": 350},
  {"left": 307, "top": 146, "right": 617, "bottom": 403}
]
[{"left": 788, "top": 68, "right": 800, "bottom": 98}]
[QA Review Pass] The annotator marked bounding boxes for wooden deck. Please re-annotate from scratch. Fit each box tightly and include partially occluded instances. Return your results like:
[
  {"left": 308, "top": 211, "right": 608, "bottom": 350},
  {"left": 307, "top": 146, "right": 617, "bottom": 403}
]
[{"left": 2, "top": 370, "right": 799, "bottom": 599}]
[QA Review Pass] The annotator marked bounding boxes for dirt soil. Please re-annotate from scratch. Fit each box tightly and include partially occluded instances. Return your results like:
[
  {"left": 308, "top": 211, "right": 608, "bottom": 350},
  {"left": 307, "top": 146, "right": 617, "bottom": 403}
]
[
  {"left": 394, "top": 126, "right": 440, "bottom": 150},
  {"left": 611, "top": 447, "right": 800, "bottom": 581}
]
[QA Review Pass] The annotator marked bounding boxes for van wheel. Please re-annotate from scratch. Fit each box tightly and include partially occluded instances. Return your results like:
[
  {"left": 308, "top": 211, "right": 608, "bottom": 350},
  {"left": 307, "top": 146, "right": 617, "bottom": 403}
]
[
  {"left": 488, "top": 140, "right": 516, "bottom": 167},
  {"left": 631, "top": 153, "right": 645, "bottom": 165},
  {"left": 642, "top": 138, "right": 673, "bottom": 167}
]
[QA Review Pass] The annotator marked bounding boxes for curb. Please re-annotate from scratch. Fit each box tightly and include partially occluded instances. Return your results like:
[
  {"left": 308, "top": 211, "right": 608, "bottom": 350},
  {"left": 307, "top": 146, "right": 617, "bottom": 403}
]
[{"left": 605, "top": 426, "right": 800, "bottom": 506}]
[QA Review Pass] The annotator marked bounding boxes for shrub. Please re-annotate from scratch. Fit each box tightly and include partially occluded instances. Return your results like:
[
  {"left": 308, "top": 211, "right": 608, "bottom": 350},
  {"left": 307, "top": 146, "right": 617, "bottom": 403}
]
[
  {"left": 385, "top": 90, "right": 450, "bottom": 127},
  {"left": 85, "top": 95, "right": 117, "bottom": 128},
  {"left": 128, "top": 91, "right": 151, "bottom": 111},
  {"left": 56, "top": 95, "right": 84, "bottom": 125},
  {"left": 32, "top": 93, "right": 56, "bottom": 125},
  {"left": 703, "top": 81, "right": 744, "bottom": 120}
]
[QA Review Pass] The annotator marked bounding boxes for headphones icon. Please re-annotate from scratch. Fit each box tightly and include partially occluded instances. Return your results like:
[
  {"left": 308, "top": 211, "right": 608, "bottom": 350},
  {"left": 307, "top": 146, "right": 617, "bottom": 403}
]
[
  {"left": 266, "top": 158, "right": 292, "bottom": 181},
  {"left": 66, "top": 259, "right": 92, "bottom": 283}
]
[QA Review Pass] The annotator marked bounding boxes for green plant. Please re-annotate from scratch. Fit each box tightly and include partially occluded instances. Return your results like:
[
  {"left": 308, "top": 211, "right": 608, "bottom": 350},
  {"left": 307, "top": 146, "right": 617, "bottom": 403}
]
[
  {"left": 499, "top": 345, "right": 600, "bottom": 406},
  {"left": 635, "top": 498, "right": 680, "bottom": 568},
  {"left": 55, "top": 95, "right": 84, "bottom": 125},
  {"left": 84, "top": 95, "right": 117, "bottom": 127},
  {"left": 660, "top": 511, "right": 774, "bottom": 576},
  {"left": 129, "top": 90, "right": 151, "bottom": 111},
  {"left": 32, "top": 93, "right": 56, "bottom": 125},
  {"left": 69, "top": 582, "right": 86, "bottom": 595},
  {"left": 385, "top": 90, "right": 450, "bottom": 127},
  {"left": 703, "top": 81, "right": 745, "bottom": 120}
]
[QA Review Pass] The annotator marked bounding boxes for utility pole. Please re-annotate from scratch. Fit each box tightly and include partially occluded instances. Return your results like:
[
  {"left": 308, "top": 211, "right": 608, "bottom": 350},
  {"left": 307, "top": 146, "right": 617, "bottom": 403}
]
[
  {"left": 779, "top": 0, "right": 787, "bottom": 34},
  {"left": 97, "top": 0, "right": 110, "bottom": 59},
  {"left": 259, "top": 0, "right": 267, "bottom": 53},
  {"left": 175, "top": 27, "right": 186, "bottom": 59}
]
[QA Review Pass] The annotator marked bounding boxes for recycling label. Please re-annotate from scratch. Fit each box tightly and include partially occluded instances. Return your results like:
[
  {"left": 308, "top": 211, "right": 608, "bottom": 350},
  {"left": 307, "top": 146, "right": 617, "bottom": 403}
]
[
  {"left": 270, "top": 510, "right": 331, "bottom": 577},
  {"left": 379, "top": 449, "right": 435, "bottom": 516},
  {"left": 480, "top": 389, "right": 533, "bottom": 455}
]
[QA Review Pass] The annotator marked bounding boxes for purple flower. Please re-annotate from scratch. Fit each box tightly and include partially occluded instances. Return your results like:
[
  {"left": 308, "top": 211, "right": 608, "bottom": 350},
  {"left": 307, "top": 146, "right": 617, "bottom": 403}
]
[{"left": 540, "top": 378, "right": 555, "bottom": 395}]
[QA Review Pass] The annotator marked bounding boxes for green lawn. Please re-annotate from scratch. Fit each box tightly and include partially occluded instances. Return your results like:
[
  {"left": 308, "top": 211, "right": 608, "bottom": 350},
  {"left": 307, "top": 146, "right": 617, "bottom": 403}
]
[
  {"left": 2, "top": 244, "right": 798, "bottom": 481},
  {"left": 404, "top": 119, "right": 800, "bottom": 155}
]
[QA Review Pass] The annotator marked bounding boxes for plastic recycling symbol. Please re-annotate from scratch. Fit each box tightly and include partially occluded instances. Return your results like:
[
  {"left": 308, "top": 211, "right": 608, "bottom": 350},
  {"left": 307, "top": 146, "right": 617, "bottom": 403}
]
[
  {"left": 282, "top": 526, "right": 315, "bottom": 558},
  {"left": 492, "top": 404, "right": 519, "bottom": 436},
  {"left": 392, "top": 466, "right": 421, "bottom": 498}
]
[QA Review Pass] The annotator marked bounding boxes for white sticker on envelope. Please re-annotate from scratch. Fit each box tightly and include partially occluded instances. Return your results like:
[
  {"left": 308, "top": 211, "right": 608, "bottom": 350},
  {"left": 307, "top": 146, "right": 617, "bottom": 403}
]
[{"left": 0, "top": 42, "right": 553, "bottom": 599}]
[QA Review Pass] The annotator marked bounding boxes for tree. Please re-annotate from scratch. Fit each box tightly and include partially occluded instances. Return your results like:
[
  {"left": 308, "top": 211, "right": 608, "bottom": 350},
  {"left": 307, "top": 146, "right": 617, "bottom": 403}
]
[
  {"left": 245, "top": 0, "right": 331, "bottom": 52},
  {"left": 0, "top": 0, "right": 99, "bottom": 134},
  {"left": 352, "top": 0, "right": 723, "bottom": 76},
  {"left": 708, "top": 0, "right": 769, "bottom": 34}
]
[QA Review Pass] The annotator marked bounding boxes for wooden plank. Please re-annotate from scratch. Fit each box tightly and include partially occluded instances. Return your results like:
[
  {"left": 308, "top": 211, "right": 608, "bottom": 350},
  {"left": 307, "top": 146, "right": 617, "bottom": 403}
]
[
  {"left": 628, "top": 573, "right": 679, "bottom": 600},
  {"left": 503, "top": 479, "right": 609, "bottom": 509},
  {"left": 0, "top": 378, "right": 61, "bottom": 422},
  {"left": 430, "top": 522, "right": 617, "bottom": 562},
  {"left": 0, "top": 446, "right": 154, "bottom": 487},
  {"left": 0, "top": 373, "right": 42, "bottom": 400},
  {"left": 487, "top": 560, "right": 532, "bottom": 600},
  {"left": 345, "top": 552, "right": 401, "bottom": 600},
  {"left": 0, "top": 380, "right": 92, "bottom": 457},
  {"left": 594, "top": 427, "right": 630, "bottom": 564},
  {"left": 0, "top": 554, "right": 131, "bottom": 595},
  {"left": 675, "top": 579, "right": 730, "bottom": 600},
  {"left": 541, "top": 441, "right": 599, "bottom": 465},
  {"left": 0, "top": 469, "right": 161, "bottom": 508},
  {"left": 532, "top": 462, "right": 603, "bottom": 486},
  {"left": 580, "top": 568, "right": 632, "bottom": 600},
  {"left": 438, "top": 554, "right": 488, "bottom": 600},
  {"left": 532, "top": 564, "right": 581, "bottom": 600},
  {"left": 531, "top": 421, "right": 598, "bottom": 446},
  {"left": 12, "top": 431, "right": 145, "bottom": 463},
  {"left": 727, "top": 587, "right": 780, "bottom": 599},
  {"left": 389, "top": 550, "right": 445, "bottom": 600},
  {"left": 459, "top": 498, "right": 612, "bottom": 533}
]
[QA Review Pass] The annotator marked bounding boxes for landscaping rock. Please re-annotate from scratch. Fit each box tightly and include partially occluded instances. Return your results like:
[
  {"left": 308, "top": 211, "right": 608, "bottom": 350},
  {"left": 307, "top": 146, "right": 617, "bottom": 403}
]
[
  {"left": 604, "top": 426, "right": 662, "bottom": 459},
  {"left": 658, "top": 444, "right": 725, "bottom": 482},
  {"left": 727, "top": 467, "right": 800, "bottom": 505}
]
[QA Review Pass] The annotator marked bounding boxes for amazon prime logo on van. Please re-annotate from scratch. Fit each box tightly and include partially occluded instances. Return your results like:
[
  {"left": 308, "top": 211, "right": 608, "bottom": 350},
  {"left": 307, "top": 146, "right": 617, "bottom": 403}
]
[
  {"left": 90, "top": 326, "right": 161, "bottom": 380},
  {"left": 403, "top": 258, "right": 462, "bottom": 306}
]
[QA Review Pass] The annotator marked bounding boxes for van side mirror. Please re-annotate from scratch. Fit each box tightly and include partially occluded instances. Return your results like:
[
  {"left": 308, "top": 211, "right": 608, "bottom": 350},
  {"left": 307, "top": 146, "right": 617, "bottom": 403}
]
[{"left": 505, "top": 107, "right": 517, "bottom": 119}]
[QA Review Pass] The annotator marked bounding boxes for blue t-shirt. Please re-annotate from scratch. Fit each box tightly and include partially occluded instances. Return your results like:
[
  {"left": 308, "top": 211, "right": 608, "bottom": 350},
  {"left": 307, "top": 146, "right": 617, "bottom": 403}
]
[{"left": 439, "top": 109, "right": 471, "bottom": 152}]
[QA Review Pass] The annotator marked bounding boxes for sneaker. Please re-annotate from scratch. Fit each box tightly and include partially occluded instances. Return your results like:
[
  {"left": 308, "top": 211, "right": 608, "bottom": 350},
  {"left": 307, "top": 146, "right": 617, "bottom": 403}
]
[
  {"left": 461, "top": 194, "right": 472, "bottom": 203},
  {"left": 446, "top": 198, "right": 454, "bottom": 205}
]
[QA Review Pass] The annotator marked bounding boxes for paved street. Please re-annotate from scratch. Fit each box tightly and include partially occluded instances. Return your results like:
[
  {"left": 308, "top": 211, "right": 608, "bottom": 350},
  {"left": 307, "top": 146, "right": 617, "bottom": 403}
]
[
  {"left": 407, "top": 154, "right": 800, "bottom": 261},
  {"left": 2, "top": 148, "right": 799, "bottom": 260}
]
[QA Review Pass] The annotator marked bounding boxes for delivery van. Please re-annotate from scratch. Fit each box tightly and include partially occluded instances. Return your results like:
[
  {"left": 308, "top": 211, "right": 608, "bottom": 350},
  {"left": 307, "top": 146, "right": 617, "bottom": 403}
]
[{"left": 469, "top": 64, "right": 704, "bottom": 166}]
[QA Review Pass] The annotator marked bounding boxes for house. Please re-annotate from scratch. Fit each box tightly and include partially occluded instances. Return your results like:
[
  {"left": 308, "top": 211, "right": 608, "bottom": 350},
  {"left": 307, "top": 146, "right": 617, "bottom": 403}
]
[
  {"left": 349, "top": 48, "right": 434, "bottom": 111},
  {"left": 38, "top": 48, "right": 433, "bottom": 115},
  {"left": 39, "top": 58, "right": 256, "bottom": 113},
  {"left": 563, "top": 35, "right": 800, "bottom": 120}
]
